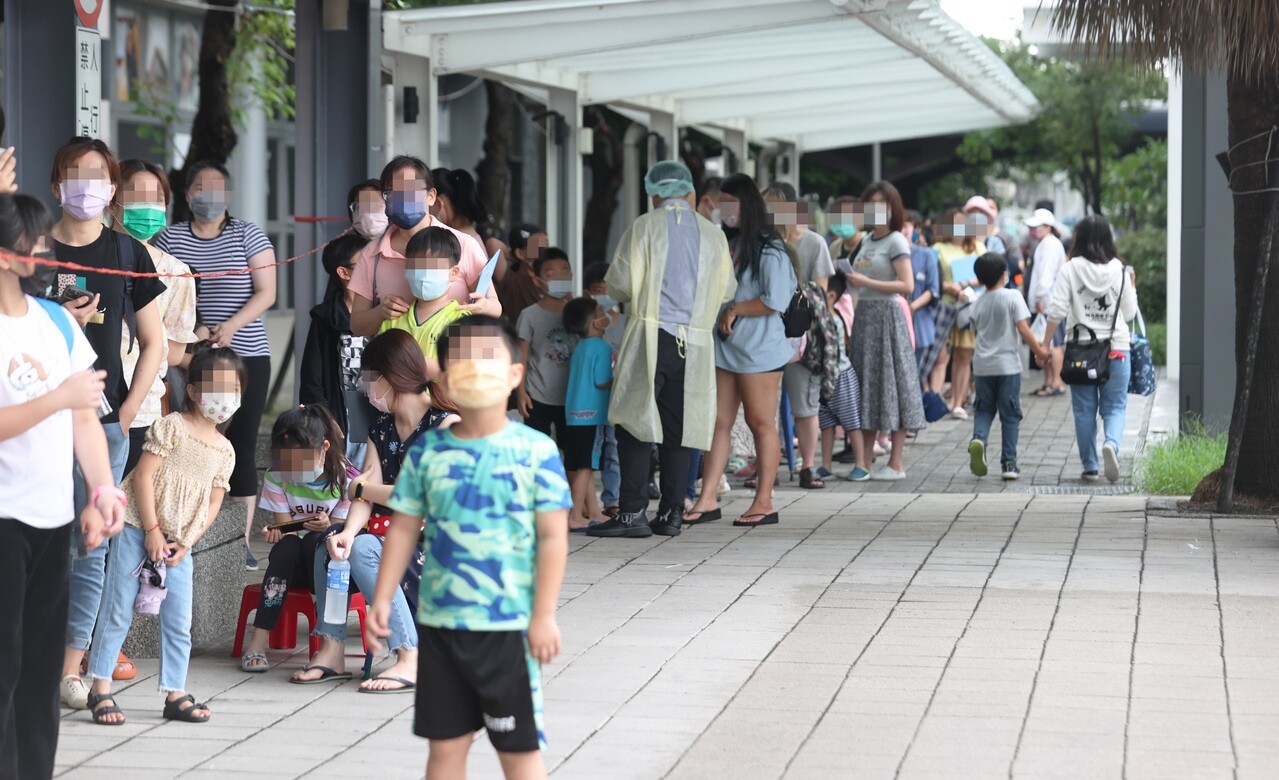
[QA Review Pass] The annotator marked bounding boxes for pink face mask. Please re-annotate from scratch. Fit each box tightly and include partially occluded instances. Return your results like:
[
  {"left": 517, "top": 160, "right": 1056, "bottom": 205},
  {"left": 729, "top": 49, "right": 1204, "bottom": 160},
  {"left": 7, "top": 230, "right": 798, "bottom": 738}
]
[
  {"left": 368, "top": 382, "right": 392, "bottom": 414},
  {"left": 59, "top": 179, "right": 113, "bottom": 222}
]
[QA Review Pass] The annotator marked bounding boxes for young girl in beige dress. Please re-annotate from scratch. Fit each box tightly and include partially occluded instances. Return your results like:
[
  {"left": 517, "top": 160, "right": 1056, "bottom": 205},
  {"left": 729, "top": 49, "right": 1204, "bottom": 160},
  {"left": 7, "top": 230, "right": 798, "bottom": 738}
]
[{"left": 84, "top": 345, "right": 243, "bottom": 725}]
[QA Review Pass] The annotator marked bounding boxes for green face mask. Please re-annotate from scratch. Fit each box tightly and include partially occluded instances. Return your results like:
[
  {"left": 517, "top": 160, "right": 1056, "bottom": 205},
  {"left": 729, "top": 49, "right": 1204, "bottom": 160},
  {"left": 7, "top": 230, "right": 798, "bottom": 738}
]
[
  {"left": 121, "top": 204, "right": 168, "bottom": 241},
  {"left": 829, "top": 223, "right": 857, "bottom": 239}
]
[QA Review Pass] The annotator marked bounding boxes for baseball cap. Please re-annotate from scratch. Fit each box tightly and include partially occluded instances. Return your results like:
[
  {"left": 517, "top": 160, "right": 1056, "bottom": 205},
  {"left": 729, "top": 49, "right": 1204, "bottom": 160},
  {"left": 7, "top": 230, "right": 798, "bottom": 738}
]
[
  {"left": 963, "top": 196, "right": 996, "bottom": 220},
  {"left": 1024, "top": 208, "right": 1057, "bottom": 228}
]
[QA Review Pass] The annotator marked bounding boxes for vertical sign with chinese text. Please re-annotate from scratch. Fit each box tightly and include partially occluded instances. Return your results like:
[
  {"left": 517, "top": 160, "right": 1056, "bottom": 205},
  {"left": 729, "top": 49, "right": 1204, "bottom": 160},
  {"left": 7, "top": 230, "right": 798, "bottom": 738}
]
[{"left": 75, "top": 26, "right": 102, "bottom": 138}]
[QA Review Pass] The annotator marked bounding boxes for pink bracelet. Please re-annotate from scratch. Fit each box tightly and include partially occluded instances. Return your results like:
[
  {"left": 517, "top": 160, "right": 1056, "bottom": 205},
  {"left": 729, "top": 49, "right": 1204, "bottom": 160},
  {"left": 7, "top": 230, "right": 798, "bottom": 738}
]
[{"left": 91, "top": 485, "right": 127, "bottom": 509}]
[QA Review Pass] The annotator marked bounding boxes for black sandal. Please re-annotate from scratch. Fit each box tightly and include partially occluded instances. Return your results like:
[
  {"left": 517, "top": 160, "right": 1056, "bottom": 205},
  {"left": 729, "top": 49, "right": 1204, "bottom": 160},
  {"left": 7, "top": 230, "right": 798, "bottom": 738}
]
[
  {"left": 163, "top": 693, "right": 211, "bottom": 723},
  {"left": 87, "top": 692, "right": 125, "bottom": 726},
  {"left": 682, "top": 508, "right": 722, "bottom": 525},
  {"left": 799, "top": 468, "right": 826, "bottom": 490},
  {"left": 733, "top": 512, "right": 779, "bottom": 527}
]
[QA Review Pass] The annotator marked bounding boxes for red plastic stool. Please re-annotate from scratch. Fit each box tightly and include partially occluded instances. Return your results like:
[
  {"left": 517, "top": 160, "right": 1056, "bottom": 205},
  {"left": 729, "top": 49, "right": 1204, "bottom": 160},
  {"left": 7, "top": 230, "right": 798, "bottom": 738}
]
[{"left": 231, "top": 585, "right": 369, "bottom": 657}]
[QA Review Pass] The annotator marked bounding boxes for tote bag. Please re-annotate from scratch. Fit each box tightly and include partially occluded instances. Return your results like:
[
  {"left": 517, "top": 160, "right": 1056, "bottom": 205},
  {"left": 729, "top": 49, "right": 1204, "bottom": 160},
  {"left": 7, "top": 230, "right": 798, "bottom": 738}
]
[{"left": 1128, "top": 306, "right": 1157, "bottom": 396}]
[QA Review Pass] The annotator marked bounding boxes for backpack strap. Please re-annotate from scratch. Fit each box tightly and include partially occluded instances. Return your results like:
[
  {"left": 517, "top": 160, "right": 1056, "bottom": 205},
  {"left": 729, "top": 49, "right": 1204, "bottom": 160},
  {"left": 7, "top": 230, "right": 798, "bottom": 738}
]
[
  {"left": 33, "top": 297, "right": 75, "bottom": 354},
  {"left": 115, "top": 231, "right": 139, "bottom": 354}
]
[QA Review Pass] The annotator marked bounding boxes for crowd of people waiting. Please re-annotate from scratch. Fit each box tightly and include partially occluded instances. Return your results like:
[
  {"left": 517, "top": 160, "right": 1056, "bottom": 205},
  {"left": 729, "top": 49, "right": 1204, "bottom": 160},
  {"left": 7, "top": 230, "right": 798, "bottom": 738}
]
[{"left": 0, "top": 129, "right": 1141, "bottom": 780}]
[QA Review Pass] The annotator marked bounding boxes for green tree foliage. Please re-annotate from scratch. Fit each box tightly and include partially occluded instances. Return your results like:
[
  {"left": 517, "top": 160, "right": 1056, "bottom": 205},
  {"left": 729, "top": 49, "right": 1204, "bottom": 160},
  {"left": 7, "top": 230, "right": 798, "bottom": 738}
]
[
  {"left": 230, "top": 0, "right": 296, "bottom": 123},
  {"left": 957, "top": 39, "right": 1165, "bottom": 215},
  {"left": 1104, "top": 138, "right": 1168, "bottom": 231}
]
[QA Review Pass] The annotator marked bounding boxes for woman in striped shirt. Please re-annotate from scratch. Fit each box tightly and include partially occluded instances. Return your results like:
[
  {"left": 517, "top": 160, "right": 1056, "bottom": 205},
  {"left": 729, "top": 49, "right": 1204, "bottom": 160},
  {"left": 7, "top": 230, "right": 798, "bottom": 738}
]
[{"left": 154, "top": 161, "right": 277, "bottom": 569}]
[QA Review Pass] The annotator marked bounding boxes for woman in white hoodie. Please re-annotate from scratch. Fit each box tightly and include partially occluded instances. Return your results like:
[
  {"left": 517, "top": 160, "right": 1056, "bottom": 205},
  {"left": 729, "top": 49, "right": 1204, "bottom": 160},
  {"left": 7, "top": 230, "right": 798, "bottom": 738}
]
[{"left": 1040, "top": 216, "right": 1139, "bottom": 483}]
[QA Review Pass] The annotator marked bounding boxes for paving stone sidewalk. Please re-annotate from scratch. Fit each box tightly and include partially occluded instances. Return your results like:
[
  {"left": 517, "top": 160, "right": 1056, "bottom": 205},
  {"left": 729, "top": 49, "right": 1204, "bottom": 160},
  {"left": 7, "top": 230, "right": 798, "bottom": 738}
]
[
  {"left": 785, "top": 370, "right": 1159, "bottom": 495},
  {"left": 56, "top": 488, "right": 1279, "bottom": 779}
]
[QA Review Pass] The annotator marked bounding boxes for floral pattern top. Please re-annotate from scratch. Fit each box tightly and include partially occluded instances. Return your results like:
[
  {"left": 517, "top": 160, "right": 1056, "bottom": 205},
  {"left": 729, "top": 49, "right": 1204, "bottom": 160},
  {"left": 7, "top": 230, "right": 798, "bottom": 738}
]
[{"left": 365, "top": 407, "right": 452, "bottom": 532}]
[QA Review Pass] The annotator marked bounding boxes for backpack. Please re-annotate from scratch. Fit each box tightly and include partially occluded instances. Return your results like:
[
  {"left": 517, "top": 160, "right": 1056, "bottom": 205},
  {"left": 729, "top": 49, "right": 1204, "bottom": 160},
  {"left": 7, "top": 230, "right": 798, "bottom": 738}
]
[
  {"left": 114, "top": 231, "right": 139, "bottom": 354},
  {"left": 34, "top": 297, "right": 76, "bottom": 352},
  {"left": 798, "top": 282, "right": 841, "bottom": 401}
]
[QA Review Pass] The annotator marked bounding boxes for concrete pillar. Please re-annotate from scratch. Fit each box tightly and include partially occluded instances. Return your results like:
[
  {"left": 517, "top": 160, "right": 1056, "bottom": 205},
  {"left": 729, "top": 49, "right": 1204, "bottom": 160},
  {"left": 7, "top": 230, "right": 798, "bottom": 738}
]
[
  {"left": 774, "top": 142, "right": 799, "bottom": 188},
  {"left": 230, "top": 56, "right": 269, "bottom": 231},
  {"left": 723, "top": 128, "right": 748, "bottom": 174},
  {"left": 1178, "top": 66, "right": 1235, "bottom": 430},
  {"left": 546, "top": 87, "right": 583, "bottom": 289},
  {"left": 648, "top": 110, "right": 677, "bottom": 164},
  {"left": 391, "top": 51, "right": 439, "bottom": 166},
  {"left": 1166, "top": 69, "right": 1182, "bottom": 383},
  {"left": 622, "top": 123, "right": 645, "bottom": 227}
]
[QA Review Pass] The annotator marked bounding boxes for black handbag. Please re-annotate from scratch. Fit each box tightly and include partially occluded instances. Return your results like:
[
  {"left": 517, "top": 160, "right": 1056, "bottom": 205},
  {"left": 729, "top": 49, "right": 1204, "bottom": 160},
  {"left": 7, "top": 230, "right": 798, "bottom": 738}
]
[
  {"left": 1061, "top": 274, "right": 1124, "bottom": 386},
  {"left": 781, "top": 287, "right": 813, "bottom": 337}
]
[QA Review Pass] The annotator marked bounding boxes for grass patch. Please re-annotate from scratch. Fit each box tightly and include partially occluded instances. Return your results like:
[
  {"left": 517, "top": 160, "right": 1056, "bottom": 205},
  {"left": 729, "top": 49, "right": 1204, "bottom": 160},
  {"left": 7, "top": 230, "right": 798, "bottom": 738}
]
[
  {"left": 1135, "top": 419, "right": 1225, "bottom": 495},
  {"left": 1143, "top": 320, "right": 1166, "bottom": 365}
]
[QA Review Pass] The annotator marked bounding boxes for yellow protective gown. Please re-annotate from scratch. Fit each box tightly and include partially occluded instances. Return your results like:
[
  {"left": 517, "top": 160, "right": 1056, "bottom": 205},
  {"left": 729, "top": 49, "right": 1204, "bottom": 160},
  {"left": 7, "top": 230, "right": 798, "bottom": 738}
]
[{"left": 606, "top": 202, "right": 737, "bottom": 450}]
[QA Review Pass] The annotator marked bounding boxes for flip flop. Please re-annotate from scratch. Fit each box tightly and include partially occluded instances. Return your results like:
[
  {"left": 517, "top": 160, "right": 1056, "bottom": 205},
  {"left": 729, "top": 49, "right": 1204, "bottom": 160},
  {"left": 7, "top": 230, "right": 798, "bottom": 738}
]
[
  {"left": 359, "top": 675, "right": 416, "bottom": 694},
  {"left": 1030, "top": 386, "right": 1051, "bottom": 397},
  {"left": 1046, "top": 387, "right": 1066, "bottom": 397},
  {"left": 682, "top": 508, "right": 722, "bottom": 525},
  {"left": 733, "top": 512, "right": 779, "bottom": 527},
  {"left": 288, "top": 665, "right": 352, "bottom": 685}
]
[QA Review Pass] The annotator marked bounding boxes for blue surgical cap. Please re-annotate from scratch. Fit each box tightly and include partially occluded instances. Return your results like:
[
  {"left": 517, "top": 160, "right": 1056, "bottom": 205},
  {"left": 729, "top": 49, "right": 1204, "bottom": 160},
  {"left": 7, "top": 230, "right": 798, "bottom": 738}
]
[{"left": 644, "top": 160, "right": 695, "bottom": 199}]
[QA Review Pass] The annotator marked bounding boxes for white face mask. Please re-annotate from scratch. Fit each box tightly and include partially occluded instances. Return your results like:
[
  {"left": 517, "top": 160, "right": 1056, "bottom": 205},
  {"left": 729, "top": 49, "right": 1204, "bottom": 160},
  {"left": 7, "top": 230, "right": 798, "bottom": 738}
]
[
  {"left": 547, "top": 280, "right": 574, "bottom": 299},
  {"left": 353, "top": 211, "right": 389, "bottom": 240},
  {"left": 197, "top": 392, "right": 241, "bottom": 424},
  {"left": 283, "top": 465, "right": 325, "bottom": 485},
  {"left": 709, "top": 208, "right": 722, "bottom": 227}
]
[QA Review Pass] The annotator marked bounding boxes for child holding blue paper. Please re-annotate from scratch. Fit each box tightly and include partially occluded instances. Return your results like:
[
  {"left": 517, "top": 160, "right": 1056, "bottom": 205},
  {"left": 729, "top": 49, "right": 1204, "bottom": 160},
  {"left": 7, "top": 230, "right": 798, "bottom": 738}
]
[{"left": 379, "top": 227, "right": 472, "bottom": 377}]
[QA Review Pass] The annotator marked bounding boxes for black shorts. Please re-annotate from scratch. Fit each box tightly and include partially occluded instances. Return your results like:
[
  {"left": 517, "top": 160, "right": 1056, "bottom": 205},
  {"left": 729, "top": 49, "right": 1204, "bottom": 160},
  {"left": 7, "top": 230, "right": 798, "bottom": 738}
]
[
  {"left": 561, "top": 424, "right": 598, "bottom": 472},
  {"left": 415, "top": 625, "right": 544, "bottom": 753},
  {"left": 524, "top": 400, "right": 567, "bottom": 451}
]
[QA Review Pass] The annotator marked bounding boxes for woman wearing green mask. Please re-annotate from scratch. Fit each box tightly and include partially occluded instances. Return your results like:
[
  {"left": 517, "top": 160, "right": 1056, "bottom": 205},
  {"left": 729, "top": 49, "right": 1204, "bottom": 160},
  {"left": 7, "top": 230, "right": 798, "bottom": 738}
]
[{"left": 111, "top": 160, "right": 200, "bottom": 478}]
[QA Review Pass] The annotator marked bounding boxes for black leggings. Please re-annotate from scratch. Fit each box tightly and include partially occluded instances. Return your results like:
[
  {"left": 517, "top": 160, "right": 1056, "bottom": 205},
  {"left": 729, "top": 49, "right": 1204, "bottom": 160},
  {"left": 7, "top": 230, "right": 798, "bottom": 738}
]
[
  {"left": 254, "top": 531, "right": 324, "bottom": 631},
  {"left": 227, "top": 355, "right": 271, "bottom": 497}
]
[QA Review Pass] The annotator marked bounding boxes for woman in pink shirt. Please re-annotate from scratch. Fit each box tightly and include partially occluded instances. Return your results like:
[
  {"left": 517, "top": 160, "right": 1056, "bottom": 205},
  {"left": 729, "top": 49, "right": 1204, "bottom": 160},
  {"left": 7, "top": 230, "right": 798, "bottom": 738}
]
[{"left": 348, "top": 156, "right": 500, "bottom": 337}]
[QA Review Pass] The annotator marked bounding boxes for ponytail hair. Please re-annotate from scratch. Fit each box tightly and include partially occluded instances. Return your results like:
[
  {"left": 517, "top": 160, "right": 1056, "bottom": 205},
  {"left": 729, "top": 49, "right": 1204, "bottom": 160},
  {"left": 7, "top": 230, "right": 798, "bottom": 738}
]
[{"left": 270, "top": 403, "right": 348, "bottom": 491}]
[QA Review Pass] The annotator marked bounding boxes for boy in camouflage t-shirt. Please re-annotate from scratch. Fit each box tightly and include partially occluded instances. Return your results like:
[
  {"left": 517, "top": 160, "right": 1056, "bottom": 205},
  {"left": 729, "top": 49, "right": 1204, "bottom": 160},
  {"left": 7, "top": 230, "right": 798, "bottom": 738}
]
[{"left": 370, "top": 315, "right": 571, "bottom": 779}]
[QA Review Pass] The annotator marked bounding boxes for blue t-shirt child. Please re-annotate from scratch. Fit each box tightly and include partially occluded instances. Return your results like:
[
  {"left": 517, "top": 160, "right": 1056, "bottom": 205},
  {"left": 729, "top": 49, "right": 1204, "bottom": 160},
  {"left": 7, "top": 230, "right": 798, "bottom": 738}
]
[
  {"left": 386, "top": 421, "right": 573, "bottom": 631},
  {"left": 564, "top": 336, "right": 613, "bottom": 427}
]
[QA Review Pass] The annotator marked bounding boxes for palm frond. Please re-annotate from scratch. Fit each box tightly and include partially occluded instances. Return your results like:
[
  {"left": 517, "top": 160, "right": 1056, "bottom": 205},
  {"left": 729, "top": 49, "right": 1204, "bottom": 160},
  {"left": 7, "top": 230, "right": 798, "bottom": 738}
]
[{"left": 1051, "top": 0, "right": 1279, "bottom": 83}]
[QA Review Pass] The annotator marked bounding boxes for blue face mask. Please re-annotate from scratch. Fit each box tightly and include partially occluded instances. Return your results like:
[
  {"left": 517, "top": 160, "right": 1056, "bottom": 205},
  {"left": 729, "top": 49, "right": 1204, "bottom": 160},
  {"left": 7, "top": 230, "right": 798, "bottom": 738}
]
[
  {"left": 547, "top": 280, "right": 574, "bottom": 299},
  {"left": 829, "top": 223, "right": 856, "bottom": 239},
  {"left": 386, "top": 191, "right": 427, "bottom": 230},
  {"left": 404, "top": 268, "right": 451, "bottom": 301}
]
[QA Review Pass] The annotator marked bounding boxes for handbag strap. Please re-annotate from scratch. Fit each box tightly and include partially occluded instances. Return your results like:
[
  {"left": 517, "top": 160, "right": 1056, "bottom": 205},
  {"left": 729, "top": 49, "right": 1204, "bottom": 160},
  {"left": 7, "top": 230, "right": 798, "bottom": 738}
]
[{"left": 1109, "top": 270, "right": 1125, "bottom": 334}]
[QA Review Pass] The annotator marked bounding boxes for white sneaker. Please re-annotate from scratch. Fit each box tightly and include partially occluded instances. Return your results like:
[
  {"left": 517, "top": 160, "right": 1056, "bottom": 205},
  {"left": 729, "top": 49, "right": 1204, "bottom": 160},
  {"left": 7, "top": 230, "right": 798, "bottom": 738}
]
[
  {"left": 717, "top": 475, "right": 731, "bottom": 495},
  {"left": 870, "top": 467, "right": 907, "bottom": 481},
  {"left": 951, "top": 407, "right": 969, "bottom": 420},
  {"left": 60, "top": 674, "right": 88, "bottom": 710},
  {"left": 1102, "top": 443, "right": 1120, "bottom": 483}
]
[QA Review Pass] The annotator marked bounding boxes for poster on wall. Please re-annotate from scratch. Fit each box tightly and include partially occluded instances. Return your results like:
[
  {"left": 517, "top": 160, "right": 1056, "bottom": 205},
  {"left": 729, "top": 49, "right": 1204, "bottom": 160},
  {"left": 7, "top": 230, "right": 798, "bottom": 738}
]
[
  {"left": 175, "top": 20, "right": 201, "bottom": 111},
  {"left": 146, "top": 14, "right": 171, "bottom": 90},
  {"left": 114, "top": 8, "right": 141, "bottom": 103}
]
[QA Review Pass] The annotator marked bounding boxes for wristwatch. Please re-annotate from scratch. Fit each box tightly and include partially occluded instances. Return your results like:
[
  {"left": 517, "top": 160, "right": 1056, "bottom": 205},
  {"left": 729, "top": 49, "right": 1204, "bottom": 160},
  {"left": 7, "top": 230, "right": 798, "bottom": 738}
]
[{"left": 353, "top": 482, "right": 367, "bottom": 503}]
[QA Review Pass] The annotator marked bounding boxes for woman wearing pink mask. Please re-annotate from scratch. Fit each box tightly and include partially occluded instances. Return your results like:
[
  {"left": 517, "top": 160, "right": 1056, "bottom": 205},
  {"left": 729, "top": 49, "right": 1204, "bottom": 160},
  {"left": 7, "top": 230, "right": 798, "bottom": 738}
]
[
  {"left": 49, "top": 136, "right": 167, "bottom": 710},
  {"left": 293, "top": 329, "right": 457, "bottom": 690}
]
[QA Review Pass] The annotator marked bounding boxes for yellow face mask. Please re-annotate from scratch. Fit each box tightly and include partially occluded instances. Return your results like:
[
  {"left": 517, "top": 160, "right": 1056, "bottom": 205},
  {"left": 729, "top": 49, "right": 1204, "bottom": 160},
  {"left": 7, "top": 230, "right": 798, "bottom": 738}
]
[{"left": 445, "top": 360, "right": 513, "bottom": 410}]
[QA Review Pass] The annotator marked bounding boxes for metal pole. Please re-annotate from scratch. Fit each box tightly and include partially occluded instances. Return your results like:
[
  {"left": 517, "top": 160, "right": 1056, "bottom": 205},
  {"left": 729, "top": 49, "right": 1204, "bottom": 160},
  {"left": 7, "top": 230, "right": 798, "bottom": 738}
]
[
  {"left": 872, "top": 141, "right": 882, "bottom": 182},
  {"left": 367, "top": 0, "right": 384, "bottom": 173}
]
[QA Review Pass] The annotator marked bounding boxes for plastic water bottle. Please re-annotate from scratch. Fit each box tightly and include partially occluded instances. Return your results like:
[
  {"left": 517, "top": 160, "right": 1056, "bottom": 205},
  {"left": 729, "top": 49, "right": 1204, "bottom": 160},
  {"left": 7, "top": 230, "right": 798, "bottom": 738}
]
[{"left": 323, "top": 559, "right": 351, "bottom": 625}]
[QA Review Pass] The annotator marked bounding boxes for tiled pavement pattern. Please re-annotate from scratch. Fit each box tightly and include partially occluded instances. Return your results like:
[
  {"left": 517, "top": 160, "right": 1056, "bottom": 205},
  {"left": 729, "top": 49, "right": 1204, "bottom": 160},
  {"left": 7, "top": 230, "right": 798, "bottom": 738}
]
[
  {"left": 56, "top": 491, "right": 1279, "bottom": 779},
  {"left": 811, "top": 374, "right": 1157, "bottom": 495}
]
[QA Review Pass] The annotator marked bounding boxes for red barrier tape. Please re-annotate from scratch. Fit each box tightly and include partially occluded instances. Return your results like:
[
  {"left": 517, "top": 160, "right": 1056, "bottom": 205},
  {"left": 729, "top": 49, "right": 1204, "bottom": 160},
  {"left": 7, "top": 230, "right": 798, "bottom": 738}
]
[{"left": 0, "top": 229, "right": 347, "bottom": 279}]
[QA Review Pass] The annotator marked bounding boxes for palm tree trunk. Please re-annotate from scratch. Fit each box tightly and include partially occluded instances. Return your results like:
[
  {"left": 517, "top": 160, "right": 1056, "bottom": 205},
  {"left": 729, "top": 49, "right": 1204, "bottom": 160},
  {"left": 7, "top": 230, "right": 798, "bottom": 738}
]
[{"left": 1210, "top": 75, "right": 1279, "bottom": 506}]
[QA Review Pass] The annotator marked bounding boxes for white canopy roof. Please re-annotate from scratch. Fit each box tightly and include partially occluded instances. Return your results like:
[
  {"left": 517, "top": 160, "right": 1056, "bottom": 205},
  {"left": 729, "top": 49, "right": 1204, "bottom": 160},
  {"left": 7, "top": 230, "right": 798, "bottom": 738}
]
[{"left": 384, "top": 0, "right": 1038, "bottom": 152}]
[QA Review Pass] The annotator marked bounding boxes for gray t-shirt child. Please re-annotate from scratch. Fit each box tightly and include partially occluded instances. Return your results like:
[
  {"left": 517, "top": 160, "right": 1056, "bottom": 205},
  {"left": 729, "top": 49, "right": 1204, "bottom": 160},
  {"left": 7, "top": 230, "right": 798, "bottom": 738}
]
[
  {"left": 516, "top": 303, "right": 575, "bottom": 405},
  {"left": 970, "top": 288, "right": 1032, "bottom": 377}
]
